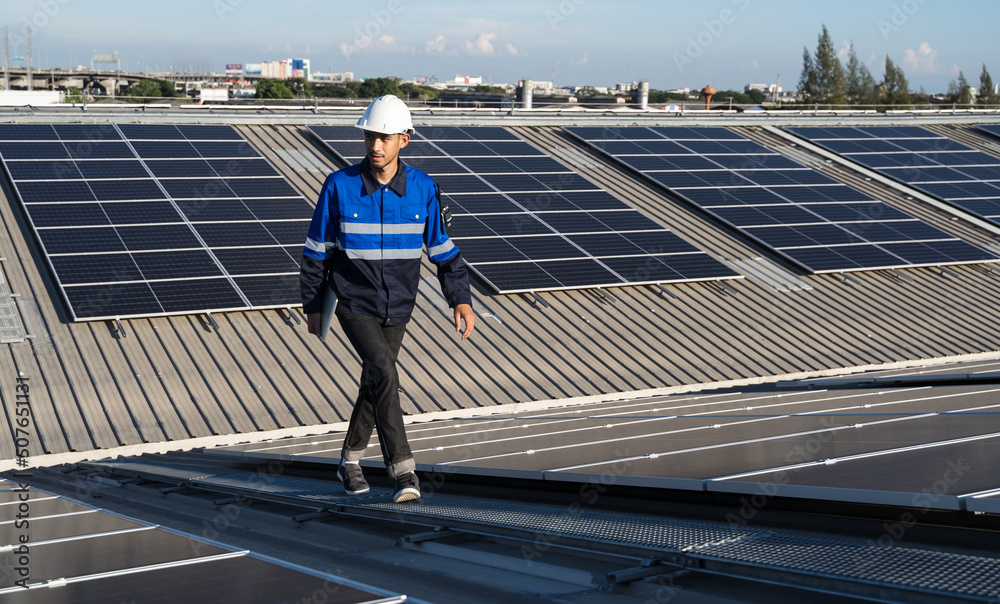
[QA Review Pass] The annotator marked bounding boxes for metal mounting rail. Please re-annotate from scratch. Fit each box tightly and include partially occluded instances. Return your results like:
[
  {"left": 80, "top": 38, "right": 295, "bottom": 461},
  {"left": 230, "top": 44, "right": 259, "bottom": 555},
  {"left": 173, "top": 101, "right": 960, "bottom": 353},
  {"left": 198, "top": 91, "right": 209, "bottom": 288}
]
[{"left": 80, "top": 458, "right": 1000, "bottom": 603}]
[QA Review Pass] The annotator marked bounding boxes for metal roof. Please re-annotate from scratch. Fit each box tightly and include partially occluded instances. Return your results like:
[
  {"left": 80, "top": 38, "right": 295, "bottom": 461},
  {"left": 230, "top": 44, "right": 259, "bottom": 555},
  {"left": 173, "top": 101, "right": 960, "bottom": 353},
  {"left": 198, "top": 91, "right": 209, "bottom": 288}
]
[{"left": 3, "top": 112, "right": 1000, "bottom": 467}]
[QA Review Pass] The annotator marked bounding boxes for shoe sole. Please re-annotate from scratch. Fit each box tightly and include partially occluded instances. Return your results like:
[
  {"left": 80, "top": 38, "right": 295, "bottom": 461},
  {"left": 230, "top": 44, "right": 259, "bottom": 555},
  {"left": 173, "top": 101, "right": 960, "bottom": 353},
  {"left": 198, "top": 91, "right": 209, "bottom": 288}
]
[{"left": 393, "top": 487, "right": 420, "bottom": 503}]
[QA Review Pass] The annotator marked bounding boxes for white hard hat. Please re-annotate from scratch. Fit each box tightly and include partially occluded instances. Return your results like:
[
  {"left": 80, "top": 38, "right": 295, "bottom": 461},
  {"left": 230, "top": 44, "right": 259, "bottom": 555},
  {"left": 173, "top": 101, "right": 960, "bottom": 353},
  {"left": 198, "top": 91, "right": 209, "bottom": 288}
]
[{"left": 355, "top": 94, "right": 415, "bottom": 135}]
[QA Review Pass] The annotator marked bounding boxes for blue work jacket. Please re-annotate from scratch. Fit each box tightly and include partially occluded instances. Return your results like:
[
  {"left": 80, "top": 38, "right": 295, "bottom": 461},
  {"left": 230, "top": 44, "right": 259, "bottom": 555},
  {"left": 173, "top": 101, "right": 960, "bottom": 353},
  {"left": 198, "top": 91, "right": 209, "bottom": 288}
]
[{"left": 300, "top": 158, "right": 471, "bottom": 324}]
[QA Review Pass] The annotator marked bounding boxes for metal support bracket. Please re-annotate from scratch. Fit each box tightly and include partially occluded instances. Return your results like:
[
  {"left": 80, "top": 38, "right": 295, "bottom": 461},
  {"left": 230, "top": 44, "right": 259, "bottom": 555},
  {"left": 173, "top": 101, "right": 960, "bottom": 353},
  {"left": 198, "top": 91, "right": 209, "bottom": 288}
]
[
  {"left": 937, "top": 266, "right": 960, "bottom": 278},
  {"left": 206, "top": 312, "right": 220, "bottom": 330},
  {"left": 839, "top": 272, "right": 862, "bottom": 285},
  {"left": 402, "top": 526, "right": 463, "bottom": 545},
  {"left": 890, "top": 269, "right": 914, "bottom": 283},
  {"left": 656, "top": 284, "right": 677, "bottom": 299},
  {"left": 595, "top": 288, "right": 617, "bottom": 304},
  {"left": 114, "top": 317, "right": 127, "bottom": 338},
  {"left": 159, "top": 484, "right": 188, "bottom": 494},
  {"left": 292, "top": 508, "right": 338, "bottom": 523},
  {"left": 529, "top": 292, "right": 549, "bottom": 308},
  {"left": 286, "top": 306, "right": 301, "bottom": 325},
  {"left": 715, "top": 281, "right": 738, "bottom": 296},
  {"left": 603, "top": 558, "right": 687, "bottom": 585}
]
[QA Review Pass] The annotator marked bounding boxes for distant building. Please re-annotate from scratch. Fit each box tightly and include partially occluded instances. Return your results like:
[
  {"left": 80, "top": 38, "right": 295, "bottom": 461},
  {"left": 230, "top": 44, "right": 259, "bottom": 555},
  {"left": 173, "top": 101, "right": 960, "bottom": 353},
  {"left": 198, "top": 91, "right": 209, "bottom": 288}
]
[
  {"left": 311, "top": 71, "right": 353, "bottom": 83},
  {"left": 454, "top": 75, "right": 483, "bottom": 86},
  {"left": 745, "top": 83, "right": 783, "bottom": 95},
  {"left": 260, "top": 60, "right": 288, "bottom": 79},
  {"left": 572, "top": 85, "right": 609, "bottom": 95},
  {"left": 258, "top": 59, "right": 310, "bottom": 80}
]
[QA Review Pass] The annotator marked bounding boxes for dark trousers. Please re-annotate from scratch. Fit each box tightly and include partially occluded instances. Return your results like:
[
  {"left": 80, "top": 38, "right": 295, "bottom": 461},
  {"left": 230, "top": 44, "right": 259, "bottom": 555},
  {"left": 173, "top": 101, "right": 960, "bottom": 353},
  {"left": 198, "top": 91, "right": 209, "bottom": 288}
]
[{"left": 338, "top": 314, "right": 414, "bottom": 478}]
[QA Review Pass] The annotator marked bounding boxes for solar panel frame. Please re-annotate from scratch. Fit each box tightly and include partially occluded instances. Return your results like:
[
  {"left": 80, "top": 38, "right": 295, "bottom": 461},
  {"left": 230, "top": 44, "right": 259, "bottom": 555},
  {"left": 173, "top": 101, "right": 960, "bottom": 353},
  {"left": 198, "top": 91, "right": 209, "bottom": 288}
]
[
  {"left": 0, "top": 123, "right": 310, "bottom": 321},
  {"left": 567, "top": 126, "right": 999, "bottom": 274},
  {"left": 307, "top": 125, "right": 741, "bottom": 294}
]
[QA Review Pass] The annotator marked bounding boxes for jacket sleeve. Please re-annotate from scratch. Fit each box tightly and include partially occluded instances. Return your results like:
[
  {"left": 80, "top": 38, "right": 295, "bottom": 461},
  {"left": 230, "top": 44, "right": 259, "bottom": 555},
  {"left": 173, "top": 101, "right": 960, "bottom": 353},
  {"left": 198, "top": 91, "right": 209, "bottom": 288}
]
[
  {"left": 426, "top": 184, "right": 472, "bottom": 308},
  {"left": 300, "top": 174, "right": 337, "bottom": 314}
]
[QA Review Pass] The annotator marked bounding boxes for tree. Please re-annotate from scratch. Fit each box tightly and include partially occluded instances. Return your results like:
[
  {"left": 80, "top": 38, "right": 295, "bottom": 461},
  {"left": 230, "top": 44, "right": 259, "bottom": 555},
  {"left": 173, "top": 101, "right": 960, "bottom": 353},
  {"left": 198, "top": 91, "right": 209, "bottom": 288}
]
[
  {"left": 357, "top": 77, "right": 402, "bottom": 98},
  {"left": 155, "top": 79, "right": 176, "bottom": 98},
  {"left": 798, "top": 46, "right": 818, "bottom": 103},
  {"left": 947, "top": 71, "right": 972, "bottom": 105},
  {"left": 255, "top": 79, "right": 293, "bottom": 99},
  {"left": 813, "top": 25, "right": 847, "bottom": 105},
  {"left": 64, "top": 87, "right": 83, "bottom": 103},
  {"left": 798, "top": 26, "right": 846, "bottom": 105},
  {"left": 285, "top": 77, "right": 309, "bottom": 97},
  {"left": 882, "top": 56, "right": 911, "bottom": 106},
  {"left": 845, "top": 43, "right": 878, "bottom": 107},
  {"left": 123, "top": 79, "right": 165, "bottom": 103},
  {"left": 979, "top": 64, "right": 998, "bottom": 107},
  {"left": 401, "top": 82, "right": 439, "bottom": 99}
]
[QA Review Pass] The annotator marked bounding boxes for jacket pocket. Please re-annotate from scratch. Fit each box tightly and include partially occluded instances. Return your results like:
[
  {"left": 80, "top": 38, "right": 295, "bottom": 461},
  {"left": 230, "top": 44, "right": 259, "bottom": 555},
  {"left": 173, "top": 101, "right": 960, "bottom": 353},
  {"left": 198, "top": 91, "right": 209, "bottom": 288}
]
[{"left": 401, "top": 203, "right": 426, "bottom": 223}]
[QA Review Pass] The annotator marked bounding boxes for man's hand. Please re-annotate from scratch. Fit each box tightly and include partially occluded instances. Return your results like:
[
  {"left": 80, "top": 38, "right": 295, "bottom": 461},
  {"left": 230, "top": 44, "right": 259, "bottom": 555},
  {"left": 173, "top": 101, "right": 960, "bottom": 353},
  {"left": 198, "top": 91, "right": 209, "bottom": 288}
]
[
  {"left": 306, "top": 313, "right": 322, "bottom": 337},
  {"left": 453, "top": 303, "right": 475, "bottom": 340}
]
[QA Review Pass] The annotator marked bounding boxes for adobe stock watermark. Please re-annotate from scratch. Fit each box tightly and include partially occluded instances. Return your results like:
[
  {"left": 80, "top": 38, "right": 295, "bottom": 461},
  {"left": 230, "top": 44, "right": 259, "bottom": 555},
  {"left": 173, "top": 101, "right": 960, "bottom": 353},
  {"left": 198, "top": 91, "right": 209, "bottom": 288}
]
[
  {"left": 545, "top": 0, "right": 587, "bottom": 31},
  {"left": 673, "top": 0, "right": 751, "bottom": 74},
  {"left": 11, "top": 0, "right": 75, "bottom": 42},
  {"left": 341, "top": 0, "right": 407, "bottom": 60},
  {"left": 520, "top": 451, "right": 632, "bottom": 566},
  {"left": 214, "top": 0, "right": 243, "bottom": 21},
  {"left": 852, "top": 457, "right": 970, "bottom": 573},
  {"left": 877, "top": 0, "right": 931, "bottom": 41}
]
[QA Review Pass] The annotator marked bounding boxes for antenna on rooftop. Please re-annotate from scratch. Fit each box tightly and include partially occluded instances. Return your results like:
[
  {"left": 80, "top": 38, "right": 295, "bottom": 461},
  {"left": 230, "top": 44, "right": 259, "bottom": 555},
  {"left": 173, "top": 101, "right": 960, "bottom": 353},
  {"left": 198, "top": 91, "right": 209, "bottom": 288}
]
[
  {"left": 2, "top": 27, "right": 9, "bottom": 91},
  {"left": 25, "top": 25, "right": 32, "bottom": 91}
]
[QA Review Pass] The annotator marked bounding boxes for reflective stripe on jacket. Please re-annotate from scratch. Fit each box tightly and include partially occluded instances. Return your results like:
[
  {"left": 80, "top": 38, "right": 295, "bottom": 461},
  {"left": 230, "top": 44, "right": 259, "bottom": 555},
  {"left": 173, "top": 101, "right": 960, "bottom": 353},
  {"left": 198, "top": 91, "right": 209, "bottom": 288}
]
[{"left": 300, "top": 158, "right": 471, "bottom": 324}]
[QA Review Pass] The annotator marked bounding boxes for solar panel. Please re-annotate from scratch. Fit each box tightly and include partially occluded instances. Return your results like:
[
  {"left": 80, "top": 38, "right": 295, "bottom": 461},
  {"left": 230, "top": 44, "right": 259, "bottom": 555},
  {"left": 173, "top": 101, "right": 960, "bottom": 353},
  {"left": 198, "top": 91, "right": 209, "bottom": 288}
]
[
  {"left": 308, "top": 125, "right": 741, "bottom": 294},
  {"left": 790, "top": 125, "right": 1000, "bottom": 231},
  {"left": 568, "top": 126, "right": 999, "bottom": 274},
  {"left": 976, "top": 124, "right": 1000, "bottom": 141},
  {"left": 206, "top": 377, "right": 1000, "bottom": 513},
  {"left": 0, "top": 123, "right": 310, "bottom": 321}
]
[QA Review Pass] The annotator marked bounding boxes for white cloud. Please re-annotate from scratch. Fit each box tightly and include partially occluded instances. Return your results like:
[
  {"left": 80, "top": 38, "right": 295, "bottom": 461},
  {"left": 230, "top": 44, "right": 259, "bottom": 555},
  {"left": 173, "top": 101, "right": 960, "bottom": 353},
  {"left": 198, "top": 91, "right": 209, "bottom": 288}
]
[
  {"left": 505, "top": 42, "right": 519, "bottom": 56},
  {"left": 260, "top": 42, "right": 293, "bottom": 54},
  {"left": 462, "top": 32, "right": 497, "bottom": 56},
  {"left": 569, "top": 52, "right": 588, "bottom": 66},
  {"left": 425, "top": 35, "right": 447, "bottom": 53},
  {"left": 902, "top": 41, "right": 939, "bottom": 74},
  {"left": 838, "top": 40, "right": 852, "bottom": 61},
  {"left": 340, "top": 34, "right": 412, "bottom": 56}
]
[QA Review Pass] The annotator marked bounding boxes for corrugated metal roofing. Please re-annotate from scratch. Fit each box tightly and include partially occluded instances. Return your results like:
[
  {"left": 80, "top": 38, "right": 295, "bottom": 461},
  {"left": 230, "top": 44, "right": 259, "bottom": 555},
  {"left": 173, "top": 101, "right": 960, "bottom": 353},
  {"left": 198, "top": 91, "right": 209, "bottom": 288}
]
[{"left": 3, "top": 113, "right": 1000, "bottom": 468}]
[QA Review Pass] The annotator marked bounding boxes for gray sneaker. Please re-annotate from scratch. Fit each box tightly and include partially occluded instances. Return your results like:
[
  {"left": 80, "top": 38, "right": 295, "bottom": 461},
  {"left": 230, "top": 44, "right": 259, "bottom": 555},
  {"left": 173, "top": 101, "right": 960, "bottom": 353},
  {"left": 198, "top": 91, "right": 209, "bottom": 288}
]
[
  {"left": 393, "top": 472, "right": 420, "bottom": 503},
  {"left": 338, "top": 462, "right": 369, "bottom": 495}
]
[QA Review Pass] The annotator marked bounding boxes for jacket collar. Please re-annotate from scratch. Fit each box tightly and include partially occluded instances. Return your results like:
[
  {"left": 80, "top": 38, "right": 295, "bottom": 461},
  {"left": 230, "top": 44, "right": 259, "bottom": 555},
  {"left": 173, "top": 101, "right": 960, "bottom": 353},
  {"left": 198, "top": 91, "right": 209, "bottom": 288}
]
[{"left": 360, "top": 157, "right": 408, "bottom": 197}]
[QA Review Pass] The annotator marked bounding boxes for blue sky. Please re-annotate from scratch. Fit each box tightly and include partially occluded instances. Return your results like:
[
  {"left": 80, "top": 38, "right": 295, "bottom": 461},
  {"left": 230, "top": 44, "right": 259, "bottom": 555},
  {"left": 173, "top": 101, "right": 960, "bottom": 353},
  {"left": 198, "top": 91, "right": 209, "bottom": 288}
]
[{"left": 5, "top": 0, "right": 997, "bottom": 92}]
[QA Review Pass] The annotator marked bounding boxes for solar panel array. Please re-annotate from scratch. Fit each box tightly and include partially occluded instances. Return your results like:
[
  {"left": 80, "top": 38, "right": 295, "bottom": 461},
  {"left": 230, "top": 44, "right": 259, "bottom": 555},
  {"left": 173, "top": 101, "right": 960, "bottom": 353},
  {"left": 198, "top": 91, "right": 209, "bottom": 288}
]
[
  {"left": 789, "top": 125, "right": 1000, "bottom": 230},
  {"left": 0, "top": 124, "right": 312, "bottom": 321},
  {"left": 567, "top": 126, "right": 999, "bottom": 274},
  {"left": 0, "top": 479, "right": 403, "bottom": 602},
  {"left": 308, "top": 125, "right": 741, "bottom": 293}
]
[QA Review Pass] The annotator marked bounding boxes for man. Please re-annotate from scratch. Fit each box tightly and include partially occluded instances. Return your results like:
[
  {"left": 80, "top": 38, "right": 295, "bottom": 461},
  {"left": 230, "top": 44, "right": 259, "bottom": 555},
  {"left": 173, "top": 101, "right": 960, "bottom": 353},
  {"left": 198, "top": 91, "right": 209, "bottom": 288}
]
[{"left": 300, "top": 94, "right": 475, "bottom": 503}]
